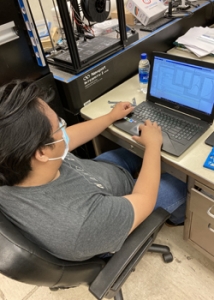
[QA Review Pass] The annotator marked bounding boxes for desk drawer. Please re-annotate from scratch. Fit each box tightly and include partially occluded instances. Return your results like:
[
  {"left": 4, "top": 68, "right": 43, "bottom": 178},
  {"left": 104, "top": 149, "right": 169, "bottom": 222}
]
[
  {"left": 189, "top": 187, "right": 214, "bottom": 256},
  {"left": 190, "top": 188, "right": 214, "bottom": 220},
  {"left": 190, "top": 214, "right": 214, "bottom": 256}
]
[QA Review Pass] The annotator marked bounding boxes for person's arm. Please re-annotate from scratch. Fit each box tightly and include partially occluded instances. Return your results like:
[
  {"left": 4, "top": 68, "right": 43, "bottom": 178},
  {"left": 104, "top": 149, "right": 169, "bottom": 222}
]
[
  {"left": 123, "top": 120, "right": 163, "bottom": 234},
  {"left": 66, "top": 102, "right": 134, "bottom": 151}
]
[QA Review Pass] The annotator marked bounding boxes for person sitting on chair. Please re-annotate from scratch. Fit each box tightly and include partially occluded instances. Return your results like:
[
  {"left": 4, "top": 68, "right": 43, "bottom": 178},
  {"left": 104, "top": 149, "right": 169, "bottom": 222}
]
[{"left": 0, "top": 80, "right": 187, "bottom": 261}]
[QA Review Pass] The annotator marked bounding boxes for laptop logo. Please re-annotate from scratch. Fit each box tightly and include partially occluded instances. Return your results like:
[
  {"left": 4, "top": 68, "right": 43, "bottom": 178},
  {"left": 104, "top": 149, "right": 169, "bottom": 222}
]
[{"left": 174, "top": 105, "right": 180, "bottom": 110}]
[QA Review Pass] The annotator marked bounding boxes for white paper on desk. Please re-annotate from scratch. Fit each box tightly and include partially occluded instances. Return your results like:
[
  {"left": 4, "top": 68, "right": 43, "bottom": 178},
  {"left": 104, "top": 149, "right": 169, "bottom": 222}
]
[
  {"left": 199, "top": 28, "right": 214, "bottom": 44},
  {"left": 176, "top": 27, "right": 214, "bottom": 57},
  {"left": 184, "top": 45, "right": 211, "bottom": 57}
]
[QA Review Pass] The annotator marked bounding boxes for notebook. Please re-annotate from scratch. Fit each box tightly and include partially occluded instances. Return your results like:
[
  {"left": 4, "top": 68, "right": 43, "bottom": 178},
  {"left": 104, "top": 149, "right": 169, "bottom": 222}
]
[{"left": 113, "top": 51, "right": 214, "bottom": 157}]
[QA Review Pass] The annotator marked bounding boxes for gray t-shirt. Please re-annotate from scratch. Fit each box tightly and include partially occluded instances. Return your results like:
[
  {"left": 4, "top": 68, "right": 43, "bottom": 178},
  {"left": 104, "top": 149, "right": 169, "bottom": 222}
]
[{"left": 0, "top": 152, "right": 134, "bottom": 261}]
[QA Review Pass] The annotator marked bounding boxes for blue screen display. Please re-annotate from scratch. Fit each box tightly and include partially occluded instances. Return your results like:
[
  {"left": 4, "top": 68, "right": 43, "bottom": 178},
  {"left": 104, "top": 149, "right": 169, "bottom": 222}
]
[{"left": 150, "top": 56, "right": 214, "bottom": 115}]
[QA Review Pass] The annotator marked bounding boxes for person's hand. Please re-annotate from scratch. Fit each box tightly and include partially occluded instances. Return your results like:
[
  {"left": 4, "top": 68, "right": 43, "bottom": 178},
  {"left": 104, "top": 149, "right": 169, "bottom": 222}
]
[
  {"left": 108, "top": 102, "right": 134, "bottom": 122},
  {"left": 132, "top": 120, "right": 162, "bottom": 149}
]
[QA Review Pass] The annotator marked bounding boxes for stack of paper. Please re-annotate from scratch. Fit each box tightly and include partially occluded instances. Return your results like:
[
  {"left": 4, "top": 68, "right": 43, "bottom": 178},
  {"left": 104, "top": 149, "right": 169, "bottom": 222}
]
[{"left": 175, "top": 26, "right": 214, "bottom": 57}]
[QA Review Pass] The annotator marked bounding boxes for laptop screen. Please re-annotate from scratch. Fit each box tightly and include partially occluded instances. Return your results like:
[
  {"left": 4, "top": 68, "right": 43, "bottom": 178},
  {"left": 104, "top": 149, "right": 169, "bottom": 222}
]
[{"left": 149, "top": 54, "right": 214, "bottom": 115}]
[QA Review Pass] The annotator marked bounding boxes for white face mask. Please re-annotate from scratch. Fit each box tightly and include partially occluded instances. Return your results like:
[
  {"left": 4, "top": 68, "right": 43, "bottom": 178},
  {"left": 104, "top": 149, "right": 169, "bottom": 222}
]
[{"left": 45, "top": 119, "right": 70, "bottom": 161}]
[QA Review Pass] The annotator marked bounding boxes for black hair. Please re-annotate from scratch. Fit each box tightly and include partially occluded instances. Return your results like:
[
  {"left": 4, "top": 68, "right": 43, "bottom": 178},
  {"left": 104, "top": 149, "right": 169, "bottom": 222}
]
[{"left": 0, "top": 80, "right": 55, "bottom": 186}]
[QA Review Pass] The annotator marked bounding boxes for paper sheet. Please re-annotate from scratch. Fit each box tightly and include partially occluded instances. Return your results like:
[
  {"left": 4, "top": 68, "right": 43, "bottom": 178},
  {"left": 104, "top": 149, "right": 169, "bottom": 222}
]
[{"left": 175, "top": 26, "right": 214, "bottom": 57}]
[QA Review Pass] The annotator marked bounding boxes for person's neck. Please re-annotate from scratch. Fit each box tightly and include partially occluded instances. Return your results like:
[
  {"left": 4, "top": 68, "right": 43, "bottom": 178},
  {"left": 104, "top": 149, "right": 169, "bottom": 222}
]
[{"left": 15, "top": 166, "right": 61, "bottom": 187}]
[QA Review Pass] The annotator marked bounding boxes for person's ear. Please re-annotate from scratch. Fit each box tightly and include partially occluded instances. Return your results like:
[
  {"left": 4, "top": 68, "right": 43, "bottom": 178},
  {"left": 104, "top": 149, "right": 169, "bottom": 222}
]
[{"left": 34, "top": 147, "right": 49, "bottom": 162}]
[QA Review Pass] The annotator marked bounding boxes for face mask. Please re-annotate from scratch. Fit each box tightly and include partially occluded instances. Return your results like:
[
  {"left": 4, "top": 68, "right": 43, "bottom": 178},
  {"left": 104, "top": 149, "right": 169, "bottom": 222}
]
[{"left": 45, "top": 121, "right": 70, "bottom": 161}]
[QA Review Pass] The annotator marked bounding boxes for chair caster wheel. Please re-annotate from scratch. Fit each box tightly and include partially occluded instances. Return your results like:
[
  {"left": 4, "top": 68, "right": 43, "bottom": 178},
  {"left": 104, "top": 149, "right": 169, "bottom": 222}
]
[{"left": 163, "top": 252, "right": 173, "bottom": 263}]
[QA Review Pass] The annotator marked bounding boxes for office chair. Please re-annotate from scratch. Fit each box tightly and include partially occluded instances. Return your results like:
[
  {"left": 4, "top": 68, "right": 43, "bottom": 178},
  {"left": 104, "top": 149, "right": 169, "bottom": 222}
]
[{"left": 0, "top": 207, "right": 173, "bottom": 300}]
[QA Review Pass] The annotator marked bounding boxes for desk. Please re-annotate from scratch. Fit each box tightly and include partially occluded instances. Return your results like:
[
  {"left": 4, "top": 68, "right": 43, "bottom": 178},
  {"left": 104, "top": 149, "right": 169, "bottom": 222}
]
[{"left": 81, "top": 74, "right": 214, "bottom": 262}]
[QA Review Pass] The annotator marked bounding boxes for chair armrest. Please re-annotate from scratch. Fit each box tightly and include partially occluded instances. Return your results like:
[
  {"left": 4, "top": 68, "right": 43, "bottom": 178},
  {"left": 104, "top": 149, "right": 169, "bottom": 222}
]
[{"left": 89, "top": 207, "right": 170, "bottom": 300}]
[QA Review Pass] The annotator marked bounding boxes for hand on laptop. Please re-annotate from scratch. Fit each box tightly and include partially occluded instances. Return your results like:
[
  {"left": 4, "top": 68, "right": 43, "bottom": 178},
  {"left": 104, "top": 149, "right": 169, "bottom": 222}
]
[{"left": 132, "top": 120, "right": 163, "bottom": 149}]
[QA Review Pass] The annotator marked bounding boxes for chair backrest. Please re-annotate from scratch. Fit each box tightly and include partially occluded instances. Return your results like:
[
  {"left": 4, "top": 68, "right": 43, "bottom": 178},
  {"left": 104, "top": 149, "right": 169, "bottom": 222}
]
[{"left": 0, "top": 210, "right": 105, "bottom": 288}]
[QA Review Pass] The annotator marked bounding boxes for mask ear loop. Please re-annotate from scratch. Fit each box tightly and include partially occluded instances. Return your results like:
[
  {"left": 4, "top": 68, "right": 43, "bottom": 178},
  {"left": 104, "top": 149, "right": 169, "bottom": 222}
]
[
  {"left": 45, "top": 138, "right": 65, "bottom": 161},
  {"left": 47, "top": 128, "right": 70, "bottom": 161}
]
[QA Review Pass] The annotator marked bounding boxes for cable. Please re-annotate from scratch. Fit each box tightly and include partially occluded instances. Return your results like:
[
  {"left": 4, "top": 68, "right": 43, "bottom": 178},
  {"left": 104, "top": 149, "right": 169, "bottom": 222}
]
[{"left": 70, "top": 4, "right": 95, "bottom": 38}]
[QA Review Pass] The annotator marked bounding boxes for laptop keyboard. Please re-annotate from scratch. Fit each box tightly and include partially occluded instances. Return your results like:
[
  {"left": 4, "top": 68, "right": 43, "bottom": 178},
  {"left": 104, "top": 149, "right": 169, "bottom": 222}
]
[{"left": 132, "top": 102, "right": 203, "bottom": 142}]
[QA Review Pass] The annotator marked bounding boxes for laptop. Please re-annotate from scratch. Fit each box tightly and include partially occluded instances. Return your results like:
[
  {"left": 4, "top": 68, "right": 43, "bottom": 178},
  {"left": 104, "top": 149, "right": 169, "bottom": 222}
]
[{"left": 113, "top": 51, "right": 214, "bottom": 157}]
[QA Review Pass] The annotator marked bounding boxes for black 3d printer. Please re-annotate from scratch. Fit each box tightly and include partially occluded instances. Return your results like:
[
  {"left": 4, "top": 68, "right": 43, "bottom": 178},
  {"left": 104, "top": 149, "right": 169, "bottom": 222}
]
[
  {"left": 47, "top": 0, "right": 138, "bottom": 74},
  {"left": 36, "top": 0, "right": 139, "bottom": 74}
]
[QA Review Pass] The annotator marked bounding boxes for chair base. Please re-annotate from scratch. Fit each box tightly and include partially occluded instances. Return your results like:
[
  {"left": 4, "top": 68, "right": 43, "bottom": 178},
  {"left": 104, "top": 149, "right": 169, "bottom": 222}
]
[
  {"left": 148, "top": 243, "right": 173, "bottom": 263},
  {"left": 114, "top": 289, "right": 124, "bottom": 300}
]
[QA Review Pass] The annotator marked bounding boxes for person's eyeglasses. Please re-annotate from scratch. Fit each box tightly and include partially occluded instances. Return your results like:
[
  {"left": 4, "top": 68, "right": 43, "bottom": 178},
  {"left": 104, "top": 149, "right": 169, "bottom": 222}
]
[
  {"left": 52, "top": 118, "right": 67, "bottom": 135},
  {"left": 45, "top": 118, "right": 67, "bottom": 146}
]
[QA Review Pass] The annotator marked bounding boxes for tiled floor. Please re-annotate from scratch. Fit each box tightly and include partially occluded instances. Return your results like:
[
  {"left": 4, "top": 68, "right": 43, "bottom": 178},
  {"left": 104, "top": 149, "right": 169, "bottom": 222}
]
[{"left": 1, "top": 224, "right": 214, "bottom": 300}]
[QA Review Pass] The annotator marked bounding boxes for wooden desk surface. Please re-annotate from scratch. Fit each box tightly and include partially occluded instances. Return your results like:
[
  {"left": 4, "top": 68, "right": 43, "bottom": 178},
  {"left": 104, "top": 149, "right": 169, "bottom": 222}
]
[{"left": 81, "top": 75, "right": 214, "bottom": 189}]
